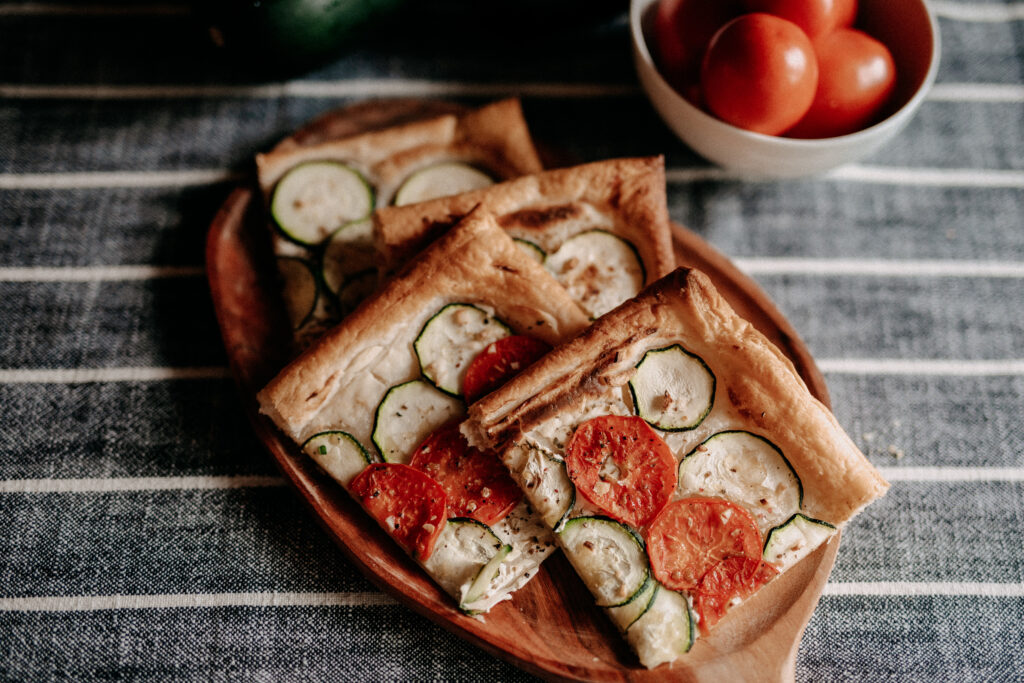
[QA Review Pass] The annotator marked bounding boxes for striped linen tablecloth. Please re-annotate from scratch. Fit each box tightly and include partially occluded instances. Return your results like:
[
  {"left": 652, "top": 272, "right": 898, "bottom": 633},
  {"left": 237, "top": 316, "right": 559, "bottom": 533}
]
[{"left": 1, "top": 2, "right": 1022, "bottom": 680}]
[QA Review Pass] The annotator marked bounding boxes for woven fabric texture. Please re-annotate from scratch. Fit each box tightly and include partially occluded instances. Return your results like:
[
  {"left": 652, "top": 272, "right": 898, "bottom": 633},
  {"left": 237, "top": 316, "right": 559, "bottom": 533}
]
[{"left": 1, "top": 3, "right": 1022, "bottom": 680}]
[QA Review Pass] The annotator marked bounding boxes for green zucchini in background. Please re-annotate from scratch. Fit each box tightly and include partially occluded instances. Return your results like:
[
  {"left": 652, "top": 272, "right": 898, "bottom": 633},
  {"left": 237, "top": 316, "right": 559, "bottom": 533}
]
[{"left": 200, "top": 0, "right": 408, "bottom": 69}]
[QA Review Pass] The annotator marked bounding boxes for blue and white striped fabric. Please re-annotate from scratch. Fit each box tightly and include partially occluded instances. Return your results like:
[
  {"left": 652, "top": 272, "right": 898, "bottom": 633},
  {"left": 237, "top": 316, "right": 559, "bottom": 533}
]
[{"left": 1, "top": 2, "right": 1022, "bottom": 680}]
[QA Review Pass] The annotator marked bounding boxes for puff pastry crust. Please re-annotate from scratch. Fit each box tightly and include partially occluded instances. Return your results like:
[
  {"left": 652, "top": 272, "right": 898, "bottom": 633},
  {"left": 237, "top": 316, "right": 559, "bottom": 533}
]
[
  {"left": 373, "top": 157, "right": 676, "bottom": 282},
  {"left": 256, "top": 98, "right": 545, "bottom": 350},
  {"left": 256, "top": 207, "right": 591, "bottom": 614},
  {"left": 259, "top": 206, "right": 589, "bottom": 441},
  {"left": 256, "top": 98, "right": 543, "bottom": 203},
  {"left": 465, "top": 267, "right": 888, "bottom": 531}
]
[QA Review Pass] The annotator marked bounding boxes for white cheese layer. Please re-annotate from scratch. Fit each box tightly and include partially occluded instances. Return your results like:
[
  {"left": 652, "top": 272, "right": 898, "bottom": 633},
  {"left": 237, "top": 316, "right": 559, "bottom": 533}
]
[
  {"left": 523, "top": 387, "right": 633, "bottom": 458},
  {"left": 457, "top": 500, "right": 557, "bottom": 614}
]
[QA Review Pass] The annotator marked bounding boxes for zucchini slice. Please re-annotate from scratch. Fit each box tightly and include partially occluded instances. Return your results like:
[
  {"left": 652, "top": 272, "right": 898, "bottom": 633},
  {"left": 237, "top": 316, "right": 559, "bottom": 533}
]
[
  {"left": 421, "top": 518, "right": 506, "bottom": 602},
  {"left": 393, "top": 162, "right": 494, "bottom": 206},
  {"left": 337, "top": 269, "right": 378, "bottom": 315},
  {"left": 518, "top": 447, "right": 576, "bottom": 530},
  {"left": 322, "top": 217, "right": 375, "bottom": 297},
  {"left": 301, "top": 430, "right": 372, "bottom": 489},
  {"left": 607, "top": 579, "right": 658, "bottom": 633},
  {"left": 463, "top": 544, "right": 513, "bottom": 610},
  {"left": 414, "top": 303, "right": 511, "bottom": 396},
  {"left": 628, "top": 344, "right": 715, "bottom": 431},
  {"left": 625, "top": 585, "right": 695, "bottom": 668},
  {"left": 271, "top": 161, "right": 374, "bottom": 246},
  {"left": 558, "top": 516, "right": 650, "bottom": 608},
  {"left": 545, "top": 230, "right": 645, "bottom": 319},
  {"left": 513, "top": 238, "right": 546, "bottom": 264},
  {"left": 371, "top": 380, "right": 463, "bottom": 464},
  {"left": 763, "top": 513, "right": 836, "bottom": 571},
  {"left": 276, "top": 256, "right": 319, "bottom": 330},
  {"left": 678, "top": 431, "right": 803, "bottom": 533}
]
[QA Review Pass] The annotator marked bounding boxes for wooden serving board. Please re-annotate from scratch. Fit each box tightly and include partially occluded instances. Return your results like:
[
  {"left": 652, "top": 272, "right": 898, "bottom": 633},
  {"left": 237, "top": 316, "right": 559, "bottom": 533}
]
[{"left": 206, "top": 100, "right": 839, "bottom": 682}]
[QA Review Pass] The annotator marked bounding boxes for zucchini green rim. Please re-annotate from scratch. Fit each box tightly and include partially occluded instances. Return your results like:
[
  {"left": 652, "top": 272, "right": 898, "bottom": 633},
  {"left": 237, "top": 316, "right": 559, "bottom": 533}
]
[
  {"left": 762, "top": 512, "right": 835, "bottom": 553},
  {"left": 276, "top": 255, "right": 320, "bottom": 330},
  {"left": 412, "top": 302, "right": 511, "bottom": 398},
  {"left": 681, "top": 429, "right": 804, "bottom": 508},
  {"left": 559, "top": 514, "right": 651, "bottom": 608},
  {"left": 301, "top": 429, "right": 372, "bottom": 463}
]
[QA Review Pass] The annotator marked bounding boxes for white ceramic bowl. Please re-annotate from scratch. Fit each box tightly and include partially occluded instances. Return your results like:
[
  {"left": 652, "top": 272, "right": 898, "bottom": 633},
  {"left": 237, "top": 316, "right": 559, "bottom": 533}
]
[{"left": 630, "top": 0, "right": 940, "bottom": 178}]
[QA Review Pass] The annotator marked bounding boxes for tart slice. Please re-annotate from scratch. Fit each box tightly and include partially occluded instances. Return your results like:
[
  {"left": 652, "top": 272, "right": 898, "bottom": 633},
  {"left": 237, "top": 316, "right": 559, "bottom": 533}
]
[
  {"left": 462, "top": 268, "right": 889, "bottom": 666},
  {"left": 256, "top": 98, "right": 544, "bottom": 348},
  {"left": 258, "top": 208, "right": 589, "bottom": 614},
  {"left": 373, "top": 157, "right": 676, "bottom": 320}
]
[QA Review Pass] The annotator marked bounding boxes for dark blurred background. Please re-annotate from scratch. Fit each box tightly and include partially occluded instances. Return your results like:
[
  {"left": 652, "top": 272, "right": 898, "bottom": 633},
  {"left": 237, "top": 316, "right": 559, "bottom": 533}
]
[{"left": 198, "top": 0, "right": 629, "bottom": 75}]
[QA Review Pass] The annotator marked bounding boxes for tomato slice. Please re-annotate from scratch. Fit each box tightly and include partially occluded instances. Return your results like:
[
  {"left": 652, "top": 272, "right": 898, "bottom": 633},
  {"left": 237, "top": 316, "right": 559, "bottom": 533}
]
[
  {"left": 349, "top": 463, "right": 447, "bottom": 561},
  {"left": 462, "top": 334, "right": 551, "bottom": 403},
  {"left": 695, "top": 555, "right": 780, "bottom": 635},
  {"left": 409, "top": 421, "right": 522, "bottom": 526},
  {"left": 646, "top": 497, "right": 763, "bottom": 592},
  {"left": 565, "top": 415, "right": 677, "bottom": 528}
]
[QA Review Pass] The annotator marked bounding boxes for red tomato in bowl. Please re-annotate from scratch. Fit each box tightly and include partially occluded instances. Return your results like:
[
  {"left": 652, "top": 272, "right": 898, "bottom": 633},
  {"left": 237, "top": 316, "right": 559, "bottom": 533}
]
[
  {"left": 700, "top": 13, "right": 819, "bottom": 135},
  {"left": 742, "top": 0, "right": 857, "bottom": 38},
  {"left": 654, "top": 0, "right": 743, "bottom": 92},
  {"left": 786, "top": 28, "right": 897, "bottom": 138}
]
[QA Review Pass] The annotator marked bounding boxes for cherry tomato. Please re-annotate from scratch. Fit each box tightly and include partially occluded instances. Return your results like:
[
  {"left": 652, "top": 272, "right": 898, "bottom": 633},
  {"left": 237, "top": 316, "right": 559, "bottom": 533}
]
[
  {"left": 743, "top": 0, "right": 857, "bottom": 38},
  {"left": 462, "top": 334, "right": 551, "bottom": 404},
  {"left": 654, "top": 0, "right": 743, "bottom": 92},
  {"left": 565, "top": 415, "right": 677, "bottom": 528},
  {"left": 695, "top": 555, "right": 779, "bottom": 635},
  {"left": 349, "top": 463, "right": 447, "bottom": 561},
  {"left": 409, "top": 422, "right": 521, "bottom": 526},
  {"left": 700, "top": 13, "right": 819, "bottom": 135},
  {"left": 786, "top": 28, "right": 897, "bottom": 138},
  {"left": 646, "top": 497, "right": 763, "bottom": 592}
]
